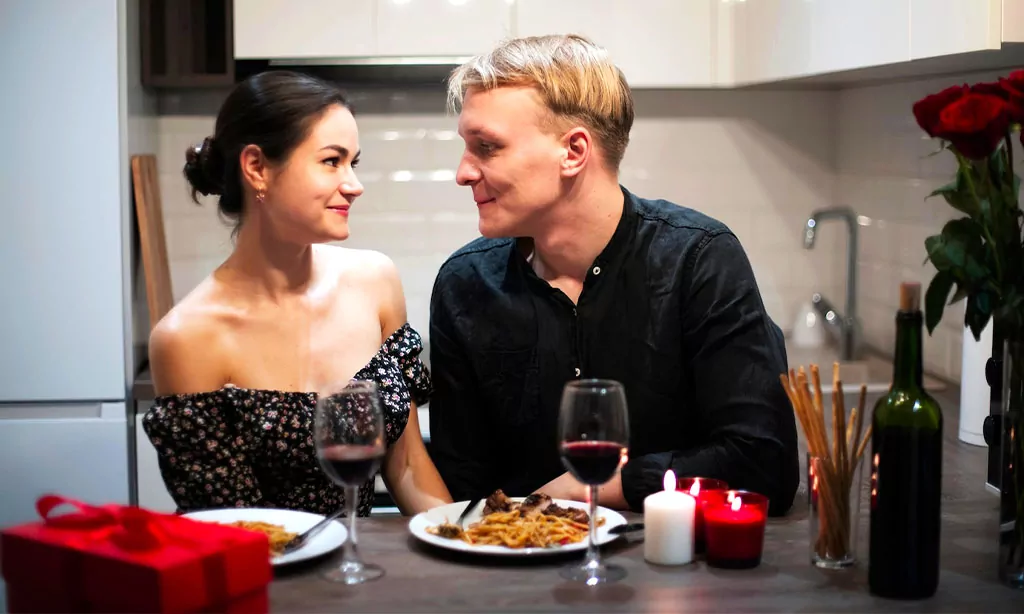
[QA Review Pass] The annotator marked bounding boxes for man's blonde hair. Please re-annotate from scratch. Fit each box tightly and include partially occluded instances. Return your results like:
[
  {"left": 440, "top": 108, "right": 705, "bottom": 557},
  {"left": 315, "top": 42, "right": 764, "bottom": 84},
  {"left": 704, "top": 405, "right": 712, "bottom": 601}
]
[{"left": 447, "top": 34, "right": 634, "bottom": 170}]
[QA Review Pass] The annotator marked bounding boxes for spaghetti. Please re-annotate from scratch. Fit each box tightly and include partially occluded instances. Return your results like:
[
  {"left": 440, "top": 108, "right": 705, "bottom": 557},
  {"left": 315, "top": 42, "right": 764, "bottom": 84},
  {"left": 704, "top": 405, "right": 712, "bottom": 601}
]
[
  {"left": 224, "top": 521, "right": 297, "bottom": 556},
  {"left": 428, "top": 510, "right": 605, "bottom": 549}
]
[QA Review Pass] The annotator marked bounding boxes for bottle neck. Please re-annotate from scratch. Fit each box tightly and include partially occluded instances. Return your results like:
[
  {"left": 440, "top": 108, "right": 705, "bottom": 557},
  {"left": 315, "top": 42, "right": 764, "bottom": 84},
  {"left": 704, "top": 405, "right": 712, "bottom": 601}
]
[{"left": 892, "top": 310, "right": 924, "bottom": 389}]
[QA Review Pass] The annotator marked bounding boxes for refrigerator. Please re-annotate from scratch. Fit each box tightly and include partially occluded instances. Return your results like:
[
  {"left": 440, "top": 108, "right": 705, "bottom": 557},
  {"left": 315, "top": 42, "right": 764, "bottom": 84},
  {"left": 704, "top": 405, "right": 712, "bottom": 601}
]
[{"left": 0, "top": 0, "right": 137, "bottom": 607}]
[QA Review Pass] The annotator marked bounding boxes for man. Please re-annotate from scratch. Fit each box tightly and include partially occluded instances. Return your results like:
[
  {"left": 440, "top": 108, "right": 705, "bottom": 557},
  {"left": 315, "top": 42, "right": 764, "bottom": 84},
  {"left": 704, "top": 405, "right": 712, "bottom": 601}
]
[{"left": 427, "top": 34, "right": 799, "bottom": 516}]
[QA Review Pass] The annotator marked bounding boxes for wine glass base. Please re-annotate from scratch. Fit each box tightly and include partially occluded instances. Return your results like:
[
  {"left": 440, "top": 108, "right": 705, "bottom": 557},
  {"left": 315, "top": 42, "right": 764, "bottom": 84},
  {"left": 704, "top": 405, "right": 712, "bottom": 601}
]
[
  {"left": 559, "top": 559, "right": 627, "bottom": 586},
  {"left": 321, "top": 560, "right": 385, "bottom": 585}
]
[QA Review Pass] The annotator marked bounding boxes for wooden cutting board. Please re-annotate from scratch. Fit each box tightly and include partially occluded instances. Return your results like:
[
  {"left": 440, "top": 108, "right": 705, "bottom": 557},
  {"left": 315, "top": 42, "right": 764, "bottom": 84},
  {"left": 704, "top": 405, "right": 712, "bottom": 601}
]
[{"left": 131, "top": 154, "right": 174, "bottom": 330}]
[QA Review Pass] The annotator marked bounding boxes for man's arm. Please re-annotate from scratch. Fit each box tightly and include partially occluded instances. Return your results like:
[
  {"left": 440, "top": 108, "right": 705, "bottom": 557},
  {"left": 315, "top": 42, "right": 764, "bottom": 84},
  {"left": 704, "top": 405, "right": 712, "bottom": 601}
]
[
  {"left": 619, "top": 232, "right": 800, "bottom": 516},
  {"left": 427, "top": 271, "right": 500, "bottom": 501}
]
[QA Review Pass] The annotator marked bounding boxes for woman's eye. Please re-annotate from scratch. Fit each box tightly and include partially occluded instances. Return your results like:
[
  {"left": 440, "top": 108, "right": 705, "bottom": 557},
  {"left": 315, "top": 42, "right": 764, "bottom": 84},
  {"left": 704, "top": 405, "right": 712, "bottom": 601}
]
[
  {"left": 324, "top": 157, "right": 340, "bottom": 167},
  {"left": 352, "top": 158, "right": 360, "bottom": 169}
]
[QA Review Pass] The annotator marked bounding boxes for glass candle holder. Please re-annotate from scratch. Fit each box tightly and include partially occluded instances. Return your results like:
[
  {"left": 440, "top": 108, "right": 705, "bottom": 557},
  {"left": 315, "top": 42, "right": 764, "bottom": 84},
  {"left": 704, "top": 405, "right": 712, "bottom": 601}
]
[
  {"left": 676, "top": 477, "right": 729, "bottom": 554},
  {"left": 701, "top": 490, "right": 769, "bottom": 569}
]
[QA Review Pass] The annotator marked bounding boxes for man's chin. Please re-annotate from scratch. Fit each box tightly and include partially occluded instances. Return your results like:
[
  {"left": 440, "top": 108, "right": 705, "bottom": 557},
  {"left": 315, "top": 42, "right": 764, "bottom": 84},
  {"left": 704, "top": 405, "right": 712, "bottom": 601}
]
[{"left": 478, "top": 222, "right": 519, "bottom": 240}]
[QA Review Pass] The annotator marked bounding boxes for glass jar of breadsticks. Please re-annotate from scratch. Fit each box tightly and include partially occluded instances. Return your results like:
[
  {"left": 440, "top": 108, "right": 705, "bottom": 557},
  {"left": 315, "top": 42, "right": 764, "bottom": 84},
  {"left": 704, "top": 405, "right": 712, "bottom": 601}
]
[{"left": 781, "top": 363, "right": 871, "bottom": 569}]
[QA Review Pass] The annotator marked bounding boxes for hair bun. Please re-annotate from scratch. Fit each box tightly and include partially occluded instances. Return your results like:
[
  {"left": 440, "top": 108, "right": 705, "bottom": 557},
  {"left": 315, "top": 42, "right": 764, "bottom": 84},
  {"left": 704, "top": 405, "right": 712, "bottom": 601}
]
[{"left": 183, "top": 136, "right": 225, "bottom": 197}]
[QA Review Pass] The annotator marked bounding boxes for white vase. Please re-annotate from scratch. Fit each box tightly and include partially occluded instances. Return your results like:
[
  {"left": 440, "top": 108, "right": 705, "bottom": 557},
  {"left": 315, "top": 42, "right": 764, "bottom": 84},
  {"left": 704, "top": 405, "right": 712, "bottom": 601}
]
[{"left": 959, "top": 320, "right": 993, "bottom": 447}]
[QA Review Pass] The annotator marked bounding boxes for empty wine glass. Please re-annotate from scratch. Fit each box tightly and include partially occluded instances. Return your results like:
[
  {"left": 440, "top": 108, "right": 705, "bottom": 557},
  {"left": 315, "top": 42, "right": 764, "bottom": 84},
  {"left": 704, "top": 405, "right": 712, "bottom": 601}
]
[
  {"left": 314, "top": 379, "right": 386, "bottom": 584},
  {"left": 558, "top": 379, "right": 630, "bottom": 585}
]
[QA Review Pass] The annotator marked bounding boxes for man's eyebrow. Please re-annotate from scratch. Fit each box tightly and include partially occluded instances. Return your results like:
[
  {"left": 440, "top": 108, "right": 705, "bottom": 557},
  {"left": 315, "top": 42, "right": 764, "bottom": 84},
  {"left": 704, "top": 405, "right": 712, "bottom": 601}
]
[{"left": 463, "top": 128, "right": 500, "bottom": 139}]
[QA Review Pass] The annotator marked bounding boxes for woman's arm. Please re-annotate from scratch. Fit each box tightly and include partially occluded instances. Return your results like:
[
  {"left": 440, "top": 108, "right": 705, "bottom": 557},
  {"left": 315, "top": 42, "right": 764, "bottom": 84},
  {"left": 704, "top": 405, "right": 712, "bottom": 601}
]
[
  {"left": 381, "top": 404, "right": 452, "bottom": 514},
  {"left": 370, "top": 251, "right": 453, "bottom": 514}
]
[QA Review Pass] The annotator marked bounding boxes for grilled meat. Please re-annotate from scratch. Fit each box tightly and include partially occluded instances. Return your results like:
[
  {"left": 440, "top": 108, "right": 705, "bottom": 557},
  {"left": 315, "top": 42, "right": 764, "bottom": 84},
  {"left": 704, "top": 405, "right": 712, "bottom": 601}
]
[
  {"left": 545, "top": 504, "right": 589, "bottom": 524},
  {"left": 518, "top": 493, "right": 553, "bottom": 518},
  {"left": 482, "top": 489, "right": 515, "bottom": 515},
  {"left": 480, "top": 489, "right": 590, "bottom": 524}
]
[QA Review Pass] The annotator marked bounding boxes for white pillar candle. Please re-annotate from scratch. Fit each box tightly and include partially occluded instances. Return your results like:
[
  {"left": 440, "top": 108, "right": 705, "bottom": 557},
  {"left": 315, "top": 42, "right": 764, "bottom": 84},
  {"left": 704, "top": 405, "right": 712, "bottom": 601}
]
[{"left": 643, "top": 469, "right": 696, "bottom": 565}]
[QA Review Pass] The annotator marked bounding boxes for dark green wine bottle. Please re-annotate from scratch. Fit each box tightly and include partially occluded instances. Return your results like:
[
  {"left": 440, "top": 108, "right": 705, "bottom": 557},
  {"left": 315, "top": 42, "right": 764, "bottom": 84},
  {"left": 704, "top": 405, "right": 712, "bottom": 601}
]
[{"left": 868, "top": 282, "right": 943, "bottom": 599}]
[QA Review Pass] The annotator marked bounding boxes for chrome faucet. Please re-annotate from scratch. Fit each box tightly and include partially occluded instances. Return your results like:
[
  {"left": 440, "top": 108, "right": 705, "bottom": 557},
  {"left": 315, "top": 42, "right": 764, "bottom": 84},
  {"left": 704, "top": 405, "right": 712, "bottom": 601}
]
[{"left": 803, "top": 207, "right": 860, "bottom": 361}]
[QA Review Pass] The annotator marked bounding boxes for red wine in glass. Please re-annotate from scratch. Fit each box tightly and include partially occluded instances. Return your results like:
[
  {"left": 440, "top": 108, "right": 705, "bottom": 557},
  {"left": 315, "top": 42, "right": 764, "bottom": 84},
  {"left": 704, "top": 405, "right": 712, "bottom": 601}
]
[
  {"left": 314, "top": 379, "right": 386, "bottom": 585},
  {"left": 319, "top": 445, "right": 385, "bottom": 488},
  {"left": 560, "top": 441, "right": 625, "bottom": 485},
  {"left": 558, "top": 379, "right": 630, "bottom": 585}
]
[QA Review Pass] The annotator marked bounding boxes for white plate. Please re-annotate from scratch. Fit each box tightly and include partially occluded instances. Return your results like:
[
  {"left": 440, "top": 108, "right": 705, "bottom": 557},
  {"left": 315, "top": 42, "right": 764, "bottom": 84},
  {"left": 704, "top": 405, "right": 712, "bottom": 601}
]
[
  {"left": 408, "top": 498, "right": 627, "bottom": 557},
  {"left": 183, "top": 507, "right": 347, "bottom": 566}
]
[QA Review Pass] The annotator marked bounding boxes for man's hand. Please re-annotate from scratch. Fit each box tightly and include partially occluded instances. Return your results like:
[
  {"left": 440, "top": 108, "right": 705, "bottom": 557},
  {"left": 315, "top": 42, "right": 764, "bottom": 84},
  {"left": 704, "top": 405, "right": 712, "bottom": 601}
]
[{"left": 534, "top": 471, "right": 630, "bottom": 510}]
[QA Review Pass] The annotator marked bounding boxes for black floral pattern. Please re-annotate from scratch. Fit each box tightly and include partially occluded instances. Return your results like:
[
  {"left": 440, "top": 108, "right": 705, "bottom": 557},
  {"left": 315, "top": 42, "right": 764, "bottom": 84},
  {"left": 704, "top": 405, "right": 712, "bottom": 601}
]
[{"left": 142, "top": 323, "right": 431, "bottom": 517}]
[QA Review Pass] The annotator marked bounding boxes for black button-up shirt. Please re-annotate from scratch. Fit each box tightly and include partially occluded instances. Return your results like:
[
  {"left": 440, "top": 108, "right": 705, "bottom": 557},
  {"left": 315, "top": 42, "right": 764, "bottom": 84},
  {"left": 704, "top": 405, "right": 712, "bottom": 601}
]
[{"left": 427, "top": 187, "right": 799, "bottom": 516}]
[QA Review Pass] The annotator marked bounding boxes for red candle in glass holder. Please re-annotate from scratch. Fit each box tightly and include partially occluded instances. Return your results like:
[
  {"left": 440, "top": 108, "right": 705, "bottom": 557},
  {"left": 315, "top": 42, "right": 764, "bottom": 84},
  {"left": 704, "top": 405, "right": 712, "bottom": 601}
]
[
  {"left": 701, "top": 490, "right": 769, "bottom": 569},
  {"left": 676, "top": 477, "right": 728, "bottom": 554}
]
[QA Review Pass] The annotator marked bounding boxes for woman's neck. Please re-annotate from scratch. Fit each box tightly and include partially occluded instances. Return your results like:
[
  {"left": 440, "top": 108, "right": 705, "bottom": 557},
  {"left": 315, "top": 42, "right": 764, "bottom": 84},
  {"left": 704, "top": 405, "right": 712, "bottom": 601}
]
[{"left": 219, "top": 216, "right": 316, "bottom": 303}]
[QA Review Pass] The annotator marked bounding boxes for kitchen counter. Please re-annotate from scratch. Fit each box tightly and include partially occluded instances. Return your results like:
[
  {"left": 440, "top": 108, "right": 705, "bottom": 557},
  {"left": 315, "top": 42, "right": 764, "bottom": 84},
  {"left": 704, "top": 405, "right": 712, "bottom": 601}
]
[{"left": 269, "top": 386, "right": 1016, "bottom": 613}]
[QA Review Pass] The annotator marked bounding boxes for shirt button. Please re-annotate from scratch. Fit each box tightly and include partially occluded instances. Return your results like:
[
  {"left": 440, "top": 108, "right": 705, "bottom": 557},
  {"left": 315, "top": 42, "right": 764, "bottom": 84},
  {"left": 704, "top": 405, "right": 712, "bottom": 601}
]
[
  {"left": 572, "top": 308, "right": 577, "bottom": 316},
  {"left": 574, "top": 367, "right": 581, "bottom": 377},
  {"left": 592, "top": 266, "right": 602, "bottom": 275}
]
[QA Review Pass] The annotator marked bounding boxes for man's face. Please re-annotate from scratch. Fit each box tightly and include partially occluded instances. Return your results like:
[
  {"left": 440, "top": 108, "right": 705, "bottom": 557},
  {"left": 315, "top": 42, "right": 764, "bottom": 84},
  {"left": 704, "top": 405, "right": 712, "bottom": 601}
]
[{"left": 455, "top": 86, "right": 567, "bottom": 238}]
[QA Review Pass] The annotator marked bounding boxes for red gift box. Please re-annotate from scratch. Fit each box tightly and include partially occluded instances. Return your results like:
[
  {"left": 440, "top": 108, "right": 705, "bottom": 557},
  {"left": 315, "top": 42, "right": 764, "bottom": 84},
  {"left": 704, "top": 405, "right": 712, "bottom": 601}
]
[{"left": 1, "top": 495, "right": 273, "bottom": 613}]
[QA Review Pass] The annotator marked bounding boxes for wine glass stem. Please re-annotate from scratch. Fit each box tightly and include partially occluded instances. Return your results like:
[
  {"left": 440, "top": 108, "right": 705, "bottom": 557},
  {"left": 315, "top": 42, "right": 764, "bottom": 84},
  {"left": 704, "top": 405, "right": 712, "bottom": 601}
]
[
  {"left": 585, "top": 484, "right": 600, "bottom": 568},
  {"left": 342, "top": 485, "right": 360, "bottom": 565}
]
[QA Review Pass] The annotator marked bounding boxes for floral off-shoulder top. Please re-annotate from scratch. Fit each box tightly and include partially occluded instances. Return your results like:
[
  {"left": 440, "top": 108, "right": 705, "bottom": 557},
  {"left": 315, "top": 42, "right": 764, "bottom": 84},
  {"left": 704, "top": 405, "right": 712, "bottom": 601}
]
[{"left": 142, "top": 323, "right": 431, "bottom": 517}]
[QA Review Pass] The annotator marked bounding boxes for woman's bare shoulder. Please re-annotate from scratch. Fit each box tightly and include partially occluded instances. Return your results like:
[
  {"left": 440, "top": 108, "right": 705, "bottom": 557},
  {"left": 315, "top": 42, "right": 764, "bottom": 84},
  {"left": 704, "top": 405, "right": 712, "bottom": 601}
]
[
  {"left": 148, "top": 277, "right": 236, "bottom": 395},
  {"left": 316, "top": 245, "right": 407, "bottom": 339}
]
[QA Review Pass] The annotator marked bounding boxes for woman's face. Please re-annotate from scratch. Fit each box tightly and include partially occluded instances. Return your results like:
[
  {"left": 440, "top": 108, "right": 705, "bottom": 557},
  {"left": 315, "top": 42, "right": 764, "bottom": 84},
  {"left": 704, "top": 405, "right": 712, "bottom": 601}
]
[{"left": 261, "top": 104, "right": 363, "bottom": 244}]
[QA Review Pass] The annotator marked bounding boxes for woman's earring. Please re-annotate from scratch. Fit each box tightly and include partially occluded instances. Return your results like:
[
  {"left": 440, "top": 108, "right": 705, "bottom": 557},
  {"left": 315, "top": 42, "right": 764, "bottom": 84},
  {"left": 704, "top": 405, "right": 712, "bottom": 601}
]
[{"left": 256, "top": 188, "right": 266, "bottom": 203}]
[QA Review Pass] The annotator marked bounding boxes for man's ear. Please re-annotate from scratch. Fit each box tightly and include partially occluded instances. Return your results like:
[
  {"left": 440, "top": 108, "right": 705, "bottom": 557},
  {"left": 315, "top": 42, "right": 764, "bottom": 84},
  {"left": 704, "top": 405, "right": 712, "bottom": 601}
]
[{"left": 560, "top": 126, "right": 593, "bottom": 178}]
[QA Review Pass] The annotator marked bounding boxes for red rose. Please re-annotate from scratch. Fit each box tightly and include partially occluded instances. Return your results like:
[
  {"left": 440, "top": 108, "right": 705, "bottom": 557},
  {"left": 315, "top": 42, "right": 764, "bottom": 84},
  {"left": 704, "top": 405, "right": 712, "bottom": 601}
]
[
  {"left": 913, "top": 84, "right": 968, "bottom": 137},
  {"left": 1001, "top": 70, "right": 1024, "bottom": 132},
  {"left": 973, "top": 71, "right": 1024, "bottom": 124},
  {"left": 933, "top": 93, "right": 1011, "bottom": 159}
]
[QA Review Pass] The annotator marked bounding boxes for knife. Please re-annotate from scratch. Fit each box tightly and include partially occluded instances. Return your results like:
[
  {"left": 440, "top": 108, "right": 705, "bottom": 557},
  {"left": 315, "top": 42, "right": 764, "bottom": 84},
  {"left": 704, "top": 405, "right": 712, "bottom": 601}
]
[
  {"left": 609, "top": 522, "right": 644, "bottom": 535},
  {"left": 456, "top": 498, "right": 483, "bottom": 526}
]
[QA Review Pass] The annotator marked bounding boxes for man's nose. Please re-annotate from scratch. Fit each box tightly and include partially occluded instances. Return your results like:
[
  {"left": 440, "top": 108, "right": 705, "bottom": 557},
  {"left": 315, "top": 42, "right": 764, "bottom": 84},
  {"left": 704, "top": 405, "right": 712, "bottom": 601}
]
[{"left": 455, "top": 154, "right": 480, "bottom": 186}]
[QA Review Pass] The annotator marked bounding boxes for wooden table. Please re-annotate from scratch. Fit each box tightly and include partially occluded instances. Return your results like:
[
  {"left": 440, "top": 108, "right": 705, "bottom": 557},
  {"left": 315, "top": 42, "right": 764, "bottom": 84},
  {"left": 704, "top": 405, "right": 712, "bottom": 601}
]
[{"left": 270, "top": 387, "right": 1021, "bottom": 612}]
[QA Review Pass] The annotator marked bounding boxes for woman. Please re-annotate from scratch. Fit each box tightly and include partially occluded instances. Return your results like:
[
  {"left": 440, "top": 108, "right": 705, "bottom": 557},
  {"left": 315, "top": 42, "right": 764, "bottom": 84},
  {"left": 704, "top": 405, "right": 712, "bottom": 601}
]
[{"left": 142, "top": 70, "right": 452, "bottom": 516}]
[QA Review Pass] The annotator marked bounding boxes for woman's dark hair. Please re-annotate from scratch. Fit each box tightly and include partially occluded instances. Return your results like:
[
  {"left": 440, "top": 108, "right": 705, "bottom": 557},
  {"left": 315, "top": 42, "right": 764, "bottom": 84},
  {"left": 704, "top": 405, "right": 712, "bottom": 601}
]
[{"left": 183, "top": 70, "right": 350, "bottom": 231}]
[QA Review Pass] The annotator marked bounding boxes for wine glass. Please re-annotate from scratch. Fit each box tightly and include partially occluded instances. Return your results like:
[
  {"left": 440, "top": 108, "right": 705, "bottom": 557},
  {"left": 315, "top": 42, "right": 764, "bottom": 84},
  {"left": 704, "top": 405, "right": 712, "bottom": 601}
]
[
  {"left": 558, "top": 378, "right": 630, "bottom": 585},
  {"left": 314, "top": 379, "right": 386, "bottom": 584}
]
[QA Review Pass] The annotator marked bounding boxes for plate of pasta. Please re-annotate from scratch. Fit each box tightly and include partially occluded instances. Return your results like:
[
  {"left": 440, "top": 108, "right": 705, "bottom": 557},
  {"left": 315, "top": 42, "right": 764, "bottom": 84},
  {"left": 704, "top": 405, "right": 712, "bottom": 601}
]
[
  {"left": 409, "top": 490, "right": 628, "bottom": 556},
  {"left": 183, "top": 508, "right": 347, "bottom": 566}
]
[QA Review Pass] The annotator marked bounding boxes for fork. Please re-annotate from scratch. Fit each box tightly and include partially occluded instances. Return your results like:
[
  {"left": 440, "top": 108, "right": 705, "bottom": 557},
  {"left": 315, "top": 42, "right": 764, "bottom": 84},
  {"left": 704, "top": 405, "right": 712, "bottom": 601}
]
[{"left": 280, "top": 507, "right": 346, "bottom": 555}]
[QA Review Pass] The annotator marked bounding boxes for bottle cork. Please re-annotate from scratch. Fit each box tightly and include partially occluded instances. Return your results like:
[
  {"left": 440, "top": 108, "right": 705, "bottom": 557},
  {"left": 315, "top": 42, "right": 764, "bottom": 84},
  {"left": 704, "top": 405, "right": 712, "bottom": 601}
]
[{"left": 899, "top": 282, "right": 921, "bottom": 312}]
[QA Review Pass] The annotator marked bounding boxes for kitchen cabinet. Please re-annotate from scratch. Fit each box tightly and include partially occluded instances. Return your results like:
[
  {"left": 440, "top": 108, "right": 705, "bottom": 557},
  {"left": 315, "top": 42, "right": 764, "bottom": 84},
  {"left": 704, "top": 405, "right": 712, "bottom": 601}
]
[
  {"left": 1007, "top": 0, "right": 1024, "bottom": 42},
  {"left": 515, "top": 0, "right": 715, "bottom": 88},
  {"left": 730, "top": 0, "right": 910, "bottom": 84},
  {"left": 809, "top": 0, "right": 910, "bottom": 74},
  {"left": 910, "top": 0, "right": 1002, "bottom": 60},
  {"left": 729, "top": 0, "right": 808, "bottom": 84},
  {"left": 141, "top": 0, "right": 235, "bottom": 87},
  {"left": 376, "top": 0, "right": 512, "bottom": 57},
  {"left": 233, "top": 0, "right": 376, "bottom": 59}
]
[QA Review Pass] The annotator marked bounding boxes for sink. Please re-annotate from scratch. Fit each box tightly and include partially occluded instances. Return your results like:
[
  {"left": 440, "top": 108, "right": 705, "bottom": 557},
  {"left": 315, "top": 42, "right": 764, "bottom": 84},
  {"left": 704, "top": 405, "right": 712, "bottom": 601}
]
[{"left": 784, "top": 342, "right": 947, "bottom": 394}]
